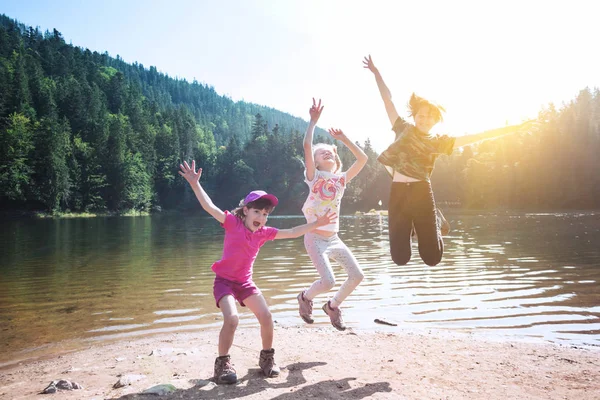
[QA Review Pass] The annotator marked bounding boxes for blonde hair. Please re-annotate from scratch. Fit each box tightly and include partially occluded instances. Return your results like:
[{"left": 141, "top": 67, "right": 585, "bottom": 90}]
[{"left": 313, "top": 143, "right": 342, "bottom": 174}]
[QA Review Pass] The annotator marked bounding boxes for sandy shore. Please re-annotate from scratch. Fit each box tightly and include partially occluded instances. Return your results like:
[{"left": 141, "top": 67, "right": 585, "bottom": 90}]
[{"left": 1, "top": 325, "right": 598, "bottom": 399}]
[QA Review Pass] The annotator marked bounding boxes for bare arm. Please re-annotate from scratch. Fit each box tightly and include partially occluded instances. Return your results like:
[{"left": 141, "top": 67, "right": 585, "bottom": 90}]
[
  {"left": 304, "top": 98, "right": 324, "bottom": 182},
  {"left": 454, "top": 120, "right": 536, "bottom": 148},
  {"left": 329, "top": 129, "right": 368, "bottom": 182},
  {"left": 178, "top": 160, "right": 226, "bottom": 224},
  {"left": 363, "top": 55, "right": 399, "bottom": 127},
  {"left": 274, "top": 211, "right": 337, "bottom": 239}
]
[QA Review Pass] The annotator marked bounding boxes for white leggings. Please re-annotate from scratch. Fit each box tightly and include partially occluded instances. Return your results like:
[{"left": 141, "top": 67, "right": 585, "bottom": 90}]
[{"left": 303, "top": 232, "right": 364, "bottom": 308}]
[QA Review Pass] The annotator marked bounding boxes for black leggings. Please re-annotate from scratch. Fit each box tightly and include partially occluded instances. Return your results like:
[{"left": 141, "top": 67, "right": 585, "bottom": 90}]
[{"left": 388, "top": 181, "right": 443, "bottom": 266}]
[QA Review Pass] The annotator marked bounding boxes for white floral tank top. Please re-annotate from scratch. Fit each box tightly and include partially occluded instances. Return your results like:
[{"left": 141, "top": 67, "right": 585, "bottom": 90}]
[{"left": 301, "top": 169, "right": 347, "bottom": 233}]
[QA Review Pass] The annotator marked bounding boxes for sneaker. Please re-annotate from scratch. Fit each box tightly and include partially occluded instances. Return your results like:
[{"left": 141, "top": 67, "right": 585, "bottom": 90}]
[
  {"left": 322, "top": 301, "right": 346, "bottom": 331},
  {"left": 259, "top": 348, "right": 280, "bottom": 378},
  {"left": 214, "top": 355, "right": 237, "bottom": 384},
  {"left": 297, "top": 291, "right": 314, "bottom": 324}
]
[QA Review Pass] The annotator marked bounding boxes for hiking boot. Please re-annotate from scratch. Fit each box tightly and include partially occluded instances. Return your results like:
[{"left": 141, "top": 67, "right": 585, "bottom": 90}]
[
  {"left": 322, "top": 301, "right": 346, "bottom": 331},
  {"left": 214, "top": 355, "right": 237, "bottom": 384},
  {"left": 259, "top": 348, "right": 280, "bottom": 378},
  {"left": 297, "top": 291, "right": 314, "bottom": 324}
]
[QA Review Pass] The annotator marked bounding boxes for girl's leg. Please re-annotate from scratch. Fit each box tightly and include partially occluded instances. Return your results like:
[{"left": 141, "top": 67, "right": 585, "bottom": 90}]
[
  {"left": 413, "top": 183, "right": 444, "bottom": 266},
  {"left": 217, "top": 295, "right": 239, "bottom": 356},
  {"left": 243, "top": 293, "right": 273, "bottom": 350},
  {"left": 388, "top": 182, "right": 414, "bottom": 265},
  {"left": 244, "top": 293, "right": 280, "bottom": 377},
  {"left": 328, "top": 237, "right": 364, "bottom": 308},
  {"left": 303, "top": 233, "right": 336, "bottom": 300}
]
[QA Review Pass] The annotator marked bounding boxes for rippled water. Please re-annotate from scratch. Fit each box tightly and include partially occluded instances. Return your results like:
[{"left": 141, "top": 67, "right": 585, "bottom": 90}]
[{"left": 1, "top": 211, "right": 599, "bottom": 367}]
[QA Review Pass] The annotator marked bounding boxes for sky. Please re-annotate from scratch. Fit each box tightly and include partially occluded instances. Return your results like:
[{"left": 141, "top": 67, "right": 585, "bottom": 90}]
[{"left": 2, "top": 0, "right": 599, "bottom": 151}]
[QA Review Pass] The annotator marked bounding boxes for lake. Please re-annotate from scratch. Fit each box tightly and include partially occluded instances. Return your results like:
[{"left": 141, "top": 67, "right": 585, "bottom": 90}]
[{"left": 1, "top": 211, "right": 599, "bottom": 367}]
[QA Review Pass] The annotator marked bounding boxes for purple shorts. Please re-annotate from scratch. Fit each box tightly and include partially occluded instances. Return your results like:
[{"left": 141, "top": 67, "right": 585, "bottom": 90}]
[{"left": 213, "top": 276, "right": 261, "bottom": 308}]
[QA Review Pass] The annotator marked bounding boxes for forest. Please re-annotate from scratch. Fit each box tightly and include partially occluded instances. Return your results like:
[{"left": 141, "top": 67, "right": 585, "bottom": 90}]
[{"left": 1, "top": 14, "right": 599, "bottom": 216}]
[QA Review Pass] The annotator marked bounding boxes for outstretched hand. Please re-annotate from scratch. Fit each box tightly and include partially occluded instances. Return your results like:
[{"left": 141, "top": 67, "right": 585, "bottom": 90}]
[
  {"left": 315, "top": 210, "right": 338, "bottom": 227},
  {"left": 328, "top": 128, "right": 349, "bottom": 142},
  {"left": 178, "top": 160, "right": 202, "bottom": 186},
  {"left": 309, "top": 98, "right": 324, "bottom": 123},
  {"left": 362, "top": 55, "right": 378, "bottom": 73}
]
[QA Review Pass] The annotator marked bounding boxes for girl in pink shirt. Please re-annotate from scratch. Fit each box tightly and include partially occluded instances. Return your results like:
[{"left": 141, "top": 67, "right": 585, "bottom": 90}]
[{"left": 179, "top": 160, "right": 335, "bottom": 385}]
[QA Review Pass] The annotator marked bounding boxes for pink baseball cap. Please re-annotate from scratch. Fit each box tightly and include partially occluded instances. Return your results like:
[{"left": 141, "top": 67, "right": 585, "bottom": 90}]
[{"left": 243, "top": 190, "right": 279, "bottom": 207}]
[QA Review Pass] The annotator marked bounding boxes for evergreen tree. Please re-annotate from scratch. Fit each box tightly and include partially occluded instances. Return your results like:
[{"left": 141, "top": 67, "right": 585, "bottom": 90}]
[
  {"left": 0, "top": 113, "right": 34, "bottom": 202},
  {"left": 32, "top": 114, "right": 72, "bottom": 211}
]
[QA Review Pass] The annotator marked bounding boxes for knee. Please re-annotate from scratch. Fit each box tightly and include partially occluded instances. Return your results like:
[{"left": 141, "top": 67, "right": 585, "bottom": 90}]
[
  {"left": 223, "top": 314, "right": 239, "bottom": 330},
  {"left": 391, "top": 250, "right": 411, "bottom": 266},
  {"left": 256, "top": 309, "right": 273, "bottom": 326},
  {"left": 422, "top": 253, "right": 442, "bottom": 266},
  {"left": 351, "top": 269, "right": 365, "bottom": 283},
  {"left": 390, "top": 240, "right": 412, "bottom": 266},
  {"left": 322, "top": 276, "right": 336, "bottom": 291},
  {"left": 419, "top": 243, "right": 443, "bottom": 266}
]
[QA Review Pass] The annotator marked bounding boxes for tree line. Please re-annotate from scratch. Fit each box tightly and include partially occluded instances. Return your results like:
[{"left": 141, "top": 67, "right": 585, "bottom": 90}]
[
  {"left": 1, "top": 14, "right": 598, "bottom": 216},
  {"left": 432, "top": 88, "right": 600, "bottom": 210}
]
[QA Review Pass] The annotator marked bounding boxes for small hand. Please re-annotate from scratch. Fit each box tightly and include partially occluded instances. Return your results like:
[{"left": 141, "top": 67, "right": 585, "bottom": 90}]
[
  {"left": 309, "top": 98, "right": 324, "bottom": 123},
  {"left": 178, "top": 160, "right": 202, "bottom": 185},
  {"left": 315, "top": 210, "right": 338, "bottom": 227},
  {"left": 328, "top": 128, "right": 348, "bottom": 142},
  {"left": 362, "top": 55, "right": 378, "bottom": 73}
]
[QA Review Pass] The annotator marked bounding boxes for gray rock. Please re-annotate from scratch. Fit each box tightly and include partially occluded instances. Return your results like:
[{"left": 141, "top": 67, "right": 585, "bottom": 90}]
[
  {"left": 55, "top": 380, "right": 73, "bottom": 390},
  {"left": 113, "top": 374, "right": 146, "bottom": 388},
  {"left": 198, "top": 381, "right": 217, "bottom": 391},
  {"left": 191, "top": 379, "right": 213, "bottom": 388},
  {"left": 42, "top": 385, "right": 57, "bottom": 394},
  {"left": 142, "top": 384, "right": 177, "bottom": 395},
  {"left": 41, "top": 379, "right": 83, "bottom": 394}
]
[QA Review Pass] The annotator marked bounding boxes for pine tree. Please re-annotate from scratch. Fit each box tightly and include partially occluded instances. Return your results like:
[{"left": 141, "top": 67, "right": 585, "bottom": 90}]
[{"left": 0, "top": 113, "right": 34, "bottom": 202}]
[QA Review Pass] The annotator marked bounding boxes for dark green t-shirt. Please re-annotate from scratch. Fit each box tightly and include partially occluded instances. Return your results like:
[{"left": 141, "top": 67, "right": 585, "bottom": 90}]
[{"left": 377, "top": 117, "right": 455, "bottom": 182}]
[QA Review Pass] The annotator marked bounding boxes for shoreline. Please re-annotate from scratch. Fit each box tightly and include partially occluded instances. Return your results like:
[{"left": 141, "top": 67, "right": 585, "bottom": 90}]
[
  {"left": 1, "top": 325, "right": 598, "bottom": 399},
  {"left": 2, "top": 208, "right": 598, "bottom": 220},
  {"left": 3, "top": 319, "right": 597, "bottom": 371}
]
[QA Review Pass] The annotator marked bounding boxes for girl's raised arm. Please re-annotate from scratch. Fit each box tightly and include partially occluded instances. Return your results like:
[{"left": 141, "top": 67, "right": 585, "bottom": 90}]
[
  {"left": 454, "top": 120, "right": 536, "bottom": 148},
  {"left": 328, "top": 129, "right": 368, "bottom": 182},
  {"left": 179, "top": 160, "right": 226, "bottom": 224},
  {"left": 363, "top": 55, "right": 399, "bottom": 127},
  {"left": 304, "top": 98, "right": 324, "bottom": 182},
  {"left": 274, "top": 210, "right": 337, "bottom": 239}
]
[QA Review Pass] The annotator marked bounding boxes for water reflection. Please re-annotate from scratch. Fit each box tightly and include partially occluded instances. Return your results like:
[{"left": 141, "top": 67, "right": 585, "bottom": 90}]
[{"left": 0, "top": 211, "right": 599, "bottom": 366}]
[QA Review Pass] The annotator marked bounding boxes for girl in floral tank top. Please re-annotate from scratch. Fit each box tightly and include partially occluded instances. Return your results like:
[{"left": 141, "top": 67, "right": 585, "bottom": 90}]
[{"left": 296, "top": 99, "right": 368, "bottom": 331}]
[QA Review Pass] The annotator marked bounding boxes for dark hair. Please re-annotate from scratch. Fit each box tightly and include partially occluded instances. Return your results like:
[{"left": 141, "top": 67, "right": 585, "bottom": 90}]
[
  {"left": 408, "top": 93, "right": 445, "bottom": 123},
  {"left": 232, "top": 197, "right": 276, "bottom": 219}
]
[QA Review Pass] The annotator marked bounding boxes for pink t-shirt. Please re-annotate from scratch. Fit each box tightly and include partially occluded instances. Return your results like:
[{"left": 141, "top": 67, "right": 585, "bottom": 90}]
[{"left": 211, "top": 211, "right": 278, "bottom": 283}]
